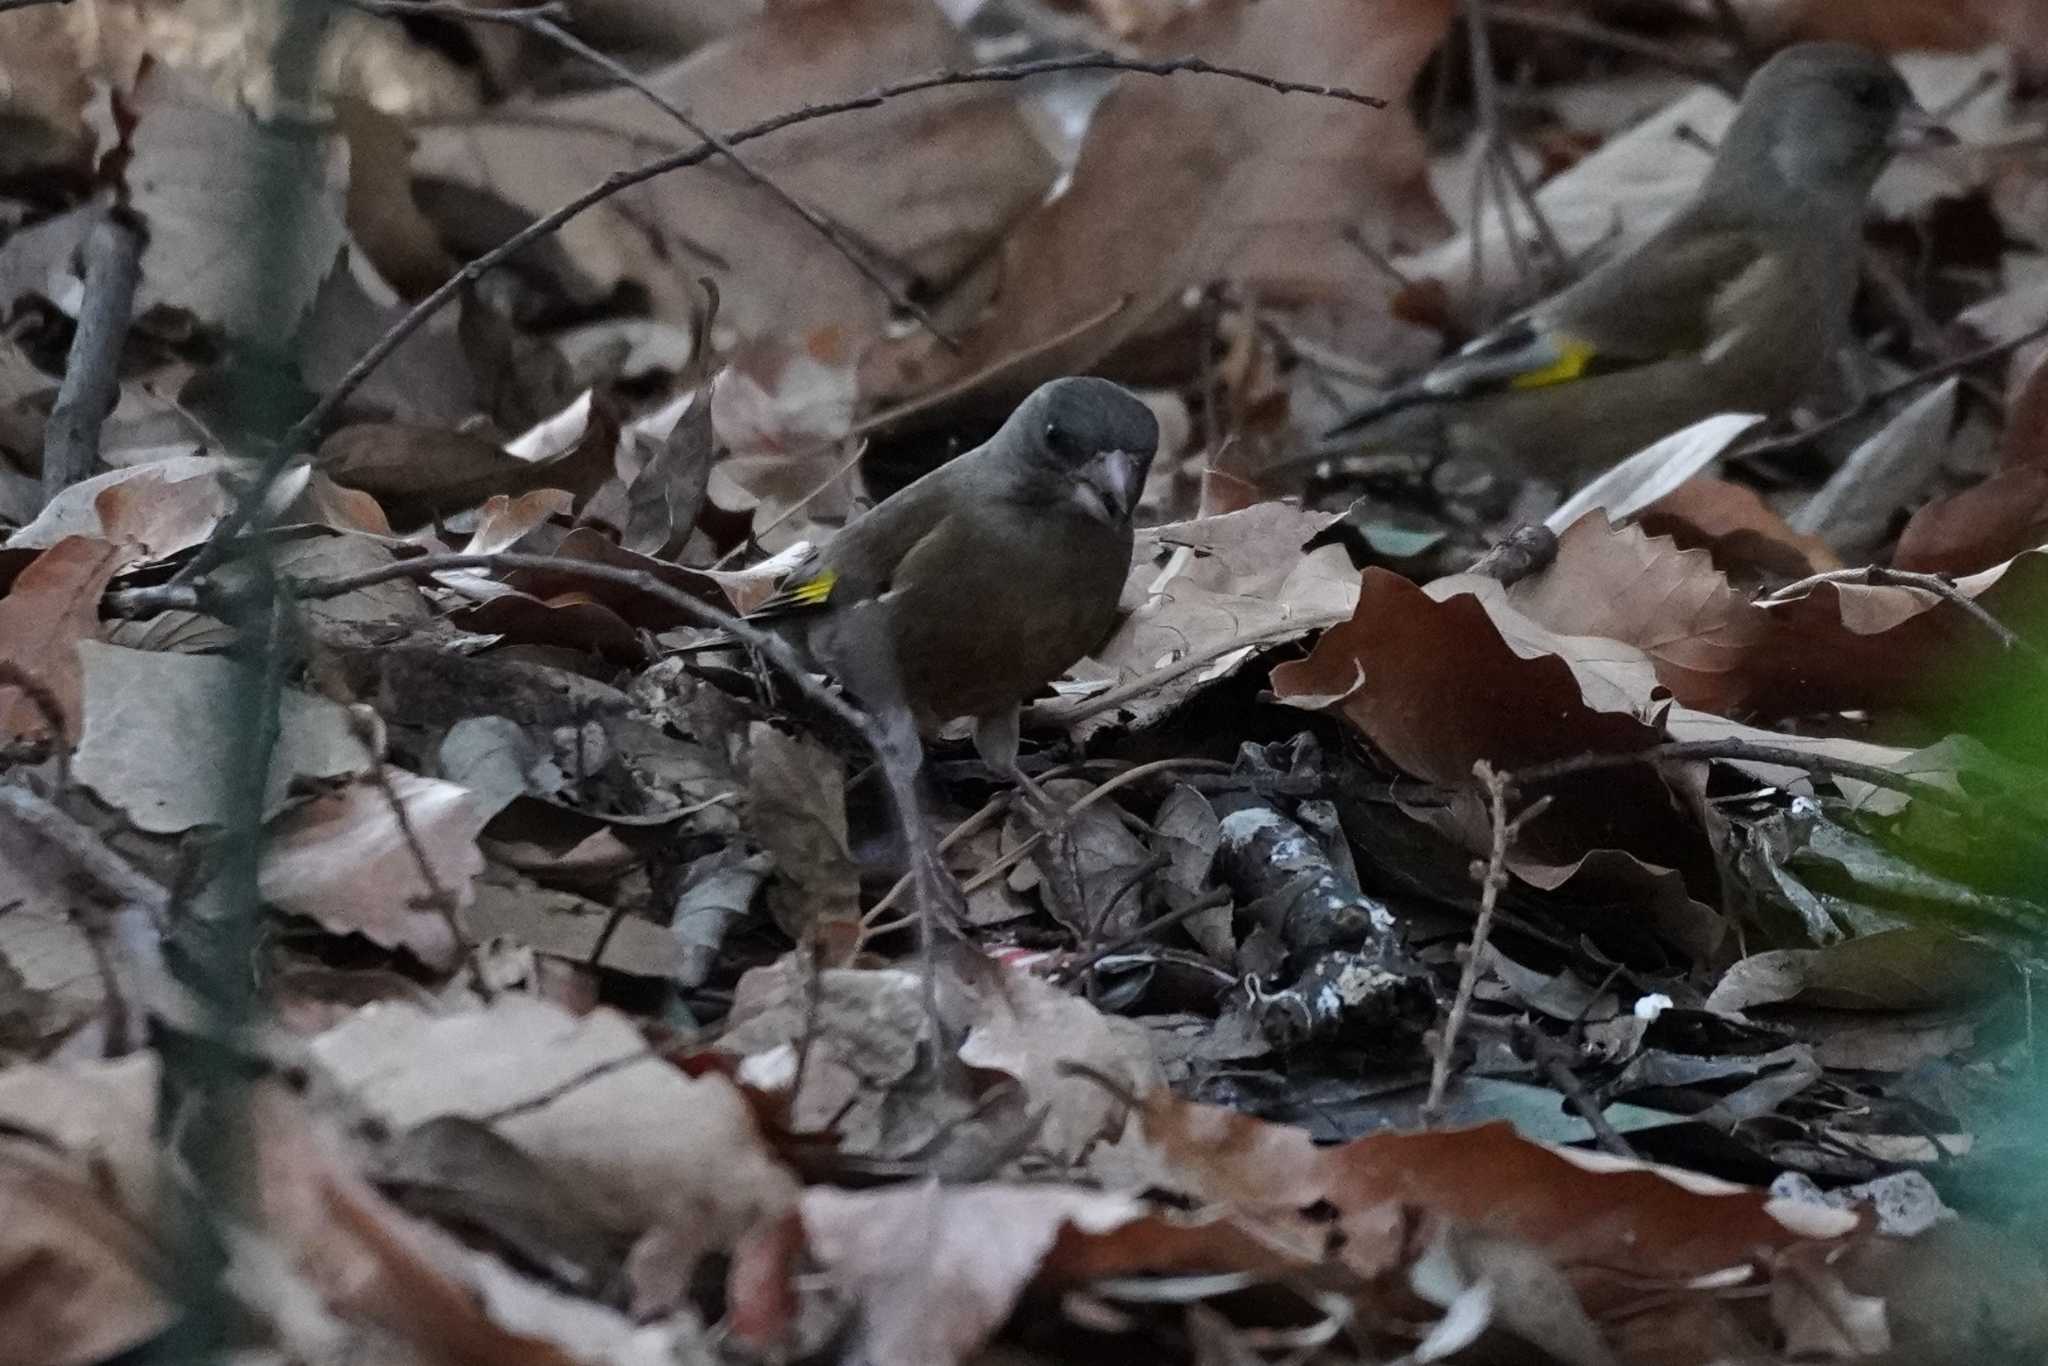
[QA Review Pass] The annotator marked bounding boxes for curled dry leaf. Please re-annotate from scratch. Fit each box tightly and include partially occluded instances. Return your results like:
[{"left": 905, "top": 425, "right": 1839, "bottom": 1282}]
[
  {"left": 795, "top": 1181, "right": 1320, "bottom": 1366},
  {"left": 1705, "top": 928, "right": 2018, "bottom": 1015},
  {"left": 745, "top": 723, "right": 859, "bottom": 947},
  {"left": 1509, "top": 512, "right": 1767, "bottom": 715},
  {"left": 0, "top": 537, "right": 131, "bottom": 744},
  {"left": 1896, "top": 352, "right": 2048, "bottom": 575},
  {"left": 245, "top": 1084, "right": 584, "bottom": 1366},
  {"left": 259, "top": 770, "right": 488, "bottom": 971},
  {"left": 1269, "top": 566, "right": 1721, "bottom": 954},
  {"left": 1747, "top": 547, "right": 2048, "bottom": 719},
  {"left": 1637, "top": 477, "right": 1841, "bottom": 583},
  {"left": 0, "top": 1140, "right": 172, "bottom": 1366},
  {"left": 1129, "top": 1089, "right": 1861, "bottom": 1313},
  {"left": 319, "top": 391, "right": 620, "bottom": 531}
]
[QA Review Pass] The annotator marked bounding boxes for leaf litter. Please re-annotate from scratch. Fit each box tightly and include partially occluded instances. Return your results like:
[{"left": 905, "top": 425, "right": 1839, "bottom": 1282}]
[{"left": 1, "top": 1, "right": 2047, "bottom": 1363}]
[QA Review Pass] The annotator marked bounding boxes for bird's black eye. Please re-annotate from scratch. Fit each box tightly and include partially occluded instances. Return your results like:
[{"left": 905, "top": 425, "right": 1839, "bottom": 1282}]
[
  {"left": 1044, "top": 420, "right": 1073, "bottom": 457},
  {"left": 1852, "top": 75, "right": 1894, "bottom": 109}
]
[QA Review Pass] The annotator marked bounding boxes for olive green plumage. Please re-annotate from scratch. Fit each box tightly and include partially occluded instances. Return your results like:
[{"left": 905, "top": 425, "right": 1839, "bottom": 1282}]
[
  {"left": 1317, "top": 43, "right": 1939, "bottom": 481},
  {"left": 755, "top": 377, "right": 1159, "bottom": 771}
]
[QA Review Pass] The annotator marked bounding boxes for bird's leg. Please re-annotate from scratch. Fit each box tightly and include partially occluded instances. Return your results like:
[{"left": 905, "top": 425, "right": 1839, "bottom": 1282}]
[{"left": 973, "top": 706, "right": 1064, "bottom": 829}]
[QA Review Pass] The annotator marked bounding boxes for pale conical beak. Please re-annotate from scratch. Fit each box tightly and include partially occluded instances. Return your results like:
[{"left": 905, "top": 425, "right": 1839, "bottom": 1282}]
[
  {"left": 1082, "top": 448, "right": 1144, "bottom": 522},
  {"left": 1890, "top": 102, "right": 1958, "bottom": 153}
]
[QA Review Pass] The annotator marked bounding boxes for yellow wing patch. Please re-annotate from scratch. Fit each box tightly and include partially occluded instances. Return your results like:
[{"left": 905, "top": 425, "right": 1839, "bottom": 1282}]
[
  {"left": 787, "top": 568, "right": 837, "bottom": 606},
  {"left": 1509, "top": 335, "right": 1598, "bottom": 390}
]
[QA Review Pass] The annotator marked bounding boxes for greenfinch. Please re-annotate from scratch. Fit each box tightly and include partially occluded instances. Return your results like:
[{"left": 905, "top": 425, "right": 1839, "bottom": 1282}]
[
  {"left": 1311, "top": 43, "right": 1947, "bottom": 482},
  {"left": 753, "top": 377, "right": 1158, "bottom": 778}
]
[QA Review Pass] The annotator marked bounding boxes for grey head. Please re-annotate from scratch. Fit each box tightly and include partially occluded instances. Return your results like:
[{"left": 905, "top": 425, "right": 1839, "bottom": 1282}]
[
  {"left": 998, "top": 376, "right": 1160, "bottom": 526},
  {"left": 1706, "top": 43, "right": 1933, "bottom": 221}
]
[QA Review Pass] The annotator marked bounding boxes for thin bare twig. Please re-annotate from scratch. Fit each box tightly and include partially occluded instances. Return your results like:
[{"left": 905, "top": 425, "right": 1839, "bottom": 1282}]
[
  {"left": 1739, "top": 316, "right": 2048, "bottom": 459},
  {"left": 1507, "top": 739, "right": 1970, "bottom": 817},
  {"left": 1464, "top": 1, "right": 1567, "bottom": 279},
  {"left": 1425, "top": 764, "right": 1548, "bottom": 1123},
  {"left": 283, "top": 52, "right": 1384, "bottom": 450},
  {"left": 43, "top": 208, "right": 145, "bottom": 502},
  {"left": 0, "top": 0, "right": 74, "bottom": 11},
  {"left": 1522, "top": 1025, "right": 1638, "bottom": 1159},
  {"left": 337, "top": 0, "right": 958, "bottom": 348},
  {"left": 1764, "top": 564, "right": 2045, "bottom": 663},
  {"left": 344, "top": 711, "right": 480, "bottom": 990},
  {"left": 859, "top": 757, "right": 1230, "bottom": 934},
  {"left": 1053, "top": 885, "right": 1233, "bottom": 983}
]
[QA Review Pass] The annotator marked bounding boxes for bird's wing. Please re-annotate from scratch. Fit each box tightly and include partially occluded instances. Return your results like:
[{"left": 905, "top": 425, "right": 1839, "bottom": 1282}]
[
  {"left": 1327, "top": 224, "right": 1775, "bottom": 436},
  {"left": 743, "top": 461, "right": 966, "bottom": 620}
]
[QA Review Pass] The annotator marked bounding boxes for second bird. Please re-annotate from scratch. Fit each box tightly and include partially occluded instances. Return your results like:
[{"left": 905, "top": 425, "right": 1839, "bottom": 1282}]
[{"left": 1319, "top": 43, "right": 1944, "bottom": 482}]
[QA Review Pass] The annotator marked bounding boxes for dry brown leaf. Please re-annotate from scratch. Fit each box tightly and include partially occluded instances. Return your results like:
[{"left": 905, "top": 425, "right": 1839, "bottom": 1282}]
[
  {"left": 319, "top": 394, "right": 619, "bottom": 530},
  {"left": 310, "top": 996, "right": 799, "bottom": 1279},
  {"left": 71, "top": 640, "right": 371, "bottom": 833},
  {"left": 866, "top": 0, "right": 1453, "bottom": 403},
  {"left": 718, "top": 962, "right": 964, "bottom": 1160},
  {"left": 0, "top": 1055, "right": 161, "bottom": 1227},
  {"left": 1636, "top": 478, "right": 1841, "bottom": 582},
  {"left": 1507, "top": 513, "right": 1768, "bottom": 715},
  {"left": 1744, "top": 547, "right": 2048, "bottom": 719},
  {"left": 1270, "top": 568, "right": 1665, "bottom": 788},
  {"left": 451, "top": 589, "right": 647, "bottom": 663},
  {"left": 798, "top": 1183, "right": 1149, "bottom": 1366},
  {"left": 795, "top": 1181, "right": 1321, "bottom": 1366},
  {"left": 956, "top": 966, "right": 1163, "bottom": 1165},
  {"left": 336, "top": 97, "right": 457, "bottom": 300},
  {"left": 1705, "top": 928, "right": 2017, "bottom": 1015},
  {"left": 1894, "top": 465, "right": 2048, "bottom": 576},
  {"left": 259, "top": 771, "right": 488, "bottom": 970},
  {"left": 0, "top": 537, "right": 131, "bottom": 743},
  {"left": 0, "top": 1141, "right": 172, "bottom": 1366},
  {"left": 745, "top": 723, "right": 859, "bottom": 946},
  {"left": 1896, "top": 352, "right": 2048, "bottom": 574},
  {"left": 1268, "top": 568, "right": 1719, "bottom": 945},
  {"left": 1132, "top": 1092, "right": 1861, "bottom": 1314},
  {"left": 7, "top": 455, "right": 228, "bottom": 557},
  {"left": 127, "top": 67, "right": 348, "bottom": 346},
  {"left": 246, "top": 1084, "right": 585, "bottom": 1366},
  {"left": 410, "top": 0, "right": 1055, "bottom": 340},
  {"left": 0, "top": 5, "right": 95, "bottom": 183}
]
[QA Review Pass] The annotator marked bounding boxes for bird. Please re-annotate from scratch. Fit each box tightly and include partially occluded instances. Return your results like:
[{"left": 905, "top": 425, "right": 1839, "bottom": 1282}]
[
  {"left": 1305, "top": 43, "right": 1948, "bottom": 485},
  {"left": 748, "top": 376, "right": 1159, "bottom": 790}
]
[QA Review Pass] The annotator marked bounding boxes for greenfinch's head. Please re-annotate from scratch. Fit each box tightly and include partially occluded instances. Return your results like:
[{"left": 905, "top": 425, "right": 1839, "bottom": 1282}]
[
  {"left": 1009, "top": 377, "right": 1160, "bottom": 525},
  {"left": 1718, "top": 43, "right": 1941, "bottom": 213}
]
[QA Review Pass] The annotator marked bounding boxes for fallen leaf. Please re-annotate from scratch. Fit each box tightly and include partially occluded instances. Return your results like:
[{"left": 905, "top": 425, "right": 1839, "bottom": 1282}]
[
  {"left": 0, "top": 537, "right": 130, "bottom": 743},
  {"left": 260, "top": 771, "right": 488, "bottom": 970},
  {"left": 410, "top": 0, "right": 1055, "bottom": 341},
  {"left": 1508, "top": 512, "right": 1768, "bottom": 714},
  {"left": 127, "top": 67, "right": 348, "bottom": 346},
  {"left": 73, "top": 641, "right": 372, "bottom": 833},
  {"left": 1637, "top": 477, "right": 1841, "bottom": 582},
  {"left": 866, "top": 0, "right": 1453, "bottom": 403},
  {"left": 0, "top": 1142, "right": 172, "bottom": 1366},
  {"left": 310, "top": 996, "right": 799, "bottom": 1286}
]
